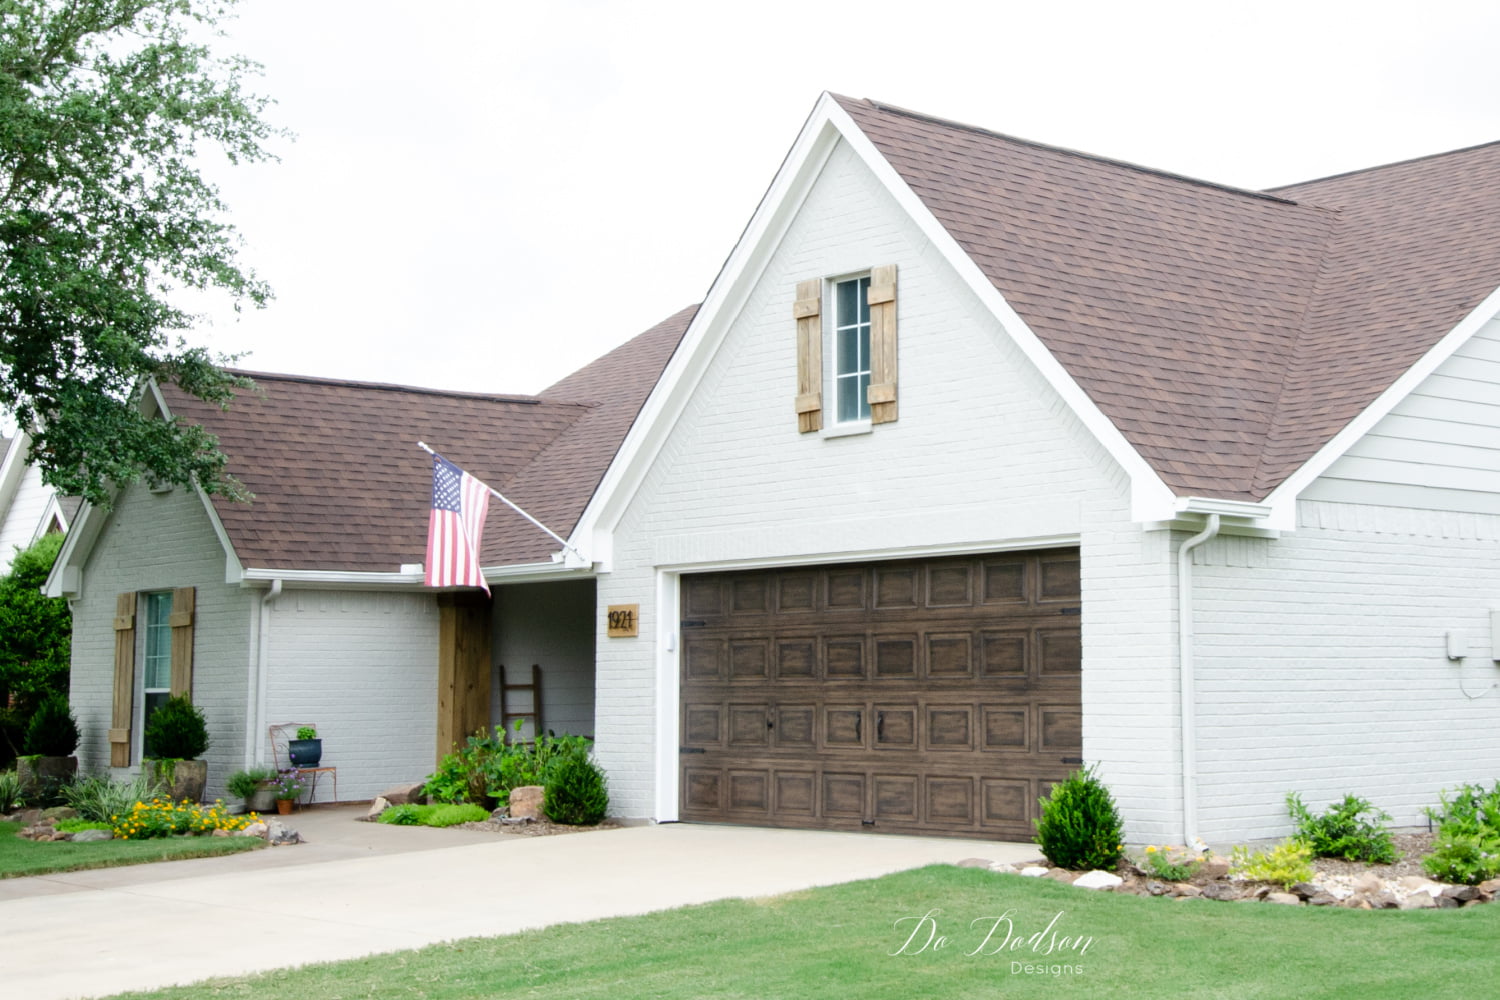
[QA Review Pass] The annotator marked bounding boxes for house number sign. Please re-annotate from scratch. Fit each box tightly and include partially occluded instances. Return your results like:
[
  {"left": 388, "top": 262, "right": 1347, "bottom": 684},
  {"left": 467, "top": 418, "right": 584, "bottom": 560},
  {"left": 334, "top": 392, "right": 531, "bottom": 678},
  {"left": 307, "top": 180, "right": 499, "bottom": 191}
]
[{"left": 607, "top": 604, "right": 639, "bottom": 638}]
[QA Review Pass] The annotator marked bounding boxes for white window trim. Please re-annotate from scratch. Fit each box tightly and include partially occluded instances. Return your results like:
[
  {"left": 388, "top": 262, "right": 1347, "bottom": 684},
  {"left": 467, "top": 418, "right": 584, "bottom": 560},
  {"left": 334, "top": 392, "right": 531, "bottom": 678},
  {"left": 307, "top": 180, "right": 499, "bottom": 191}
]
[{"left": 138, "top": 590, "right": 173, "bottom": 760}]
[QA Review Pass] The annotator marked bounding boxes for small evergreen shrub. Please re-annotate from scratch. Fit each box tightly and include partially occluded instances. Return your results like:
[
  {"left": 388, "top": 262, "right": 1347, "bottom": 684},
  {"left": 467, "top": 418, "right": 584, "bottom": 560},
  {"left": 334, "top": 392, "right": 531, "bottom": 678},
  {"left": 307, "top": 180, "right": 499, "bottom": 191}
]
[
  {"left": 23, "top": 694, "right": 79, "bottom": 757},
  {"left": 1033, "top": 765, "right": 1124, "bottom": 871},
  {"left": 226, "top": 767, "right": 277, "bottom": 801},
  {"left": 143, "top": 695, "right": 210, "bottom": 760},
  {"left": 1230, "top": 839, "right": 1315, "bottom": 889},
  {"left": 1423, "top": 782, "right": 1500, "bottom": 884},
  {"left": 61, "top": 772, "right": 155, "bottom": 823},
  {"left": 544, "top": 753, "right": 609, "bottom": 825},
  {"left": 1286, "top": 792, "right": 1397, "bottom": 863}
]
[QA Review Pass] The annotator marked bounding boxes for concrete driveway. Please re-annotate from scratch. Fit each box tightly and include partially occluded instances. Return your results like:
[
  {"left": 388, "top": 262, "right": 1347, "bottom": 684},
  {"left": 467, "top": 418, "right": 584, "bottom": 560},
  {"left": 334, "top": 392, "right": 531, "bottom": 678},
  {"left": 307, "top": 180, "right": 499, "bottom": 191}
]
[{"left": 0, "top": 806, "right": 1040, "bottom": 1000}]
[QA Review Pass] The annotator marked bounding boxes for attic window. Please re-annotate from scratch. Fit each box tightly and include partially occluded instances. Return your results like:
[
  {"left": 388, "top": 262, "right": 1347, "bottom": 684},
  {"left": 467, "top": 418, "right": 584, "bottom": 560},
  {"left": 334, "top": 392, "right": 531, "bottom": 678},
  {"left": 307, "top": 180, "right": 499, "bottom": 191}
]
[
  {"left": 793, "top": 265, "right": 898, "bottom": 433},
  {"left": 833, "top": 276, "right": 872, "bottom": 423}
]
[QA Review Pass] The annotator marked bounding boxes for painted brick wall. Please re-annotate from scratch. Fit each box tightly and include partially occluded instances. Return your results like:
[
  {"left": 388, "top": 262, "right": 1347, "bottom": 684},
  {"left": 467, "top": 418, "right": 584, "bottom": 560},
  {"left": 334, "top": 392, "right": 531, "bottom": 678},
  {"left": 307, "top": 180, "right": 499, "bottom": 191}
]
[
  {"left": 262, "top": 589, "right": 437, "bottom": 802},
  {"left": 491, "top": 579, "right": 596, "bottom": 740},
  {"left": 70, "top": 483, "right": 254, "bottom": 799},
  {"left": 1191, "top": 499, "right": 1500, "bottom": 840},
  {"left": 598, "top": 140, "right": 1161, "bottom": 823}
]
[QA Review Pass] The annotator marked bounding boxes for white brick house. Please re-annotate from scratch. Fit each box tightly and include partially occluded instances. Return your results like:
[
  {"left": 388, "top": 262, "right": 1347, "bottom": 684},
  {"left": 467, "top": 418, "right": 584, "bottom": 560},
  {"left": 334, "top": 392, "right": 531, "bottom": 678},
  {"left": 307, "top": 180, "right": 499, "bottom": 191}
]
[{"left": 50, "top": 93, "right": 1500, "bottom": 844}]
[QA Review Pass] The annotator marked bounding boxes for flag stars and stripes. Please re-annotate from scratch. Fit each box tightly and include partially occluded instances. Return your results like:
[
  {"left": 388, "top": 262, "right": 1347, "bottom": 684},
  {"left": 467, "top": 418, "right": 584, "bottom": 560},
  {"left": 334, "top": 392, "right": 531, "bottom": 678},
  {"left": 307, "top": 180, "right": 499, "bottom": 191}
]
[{"left": 425, "top": 455, "right": 491, "bottom": 594}]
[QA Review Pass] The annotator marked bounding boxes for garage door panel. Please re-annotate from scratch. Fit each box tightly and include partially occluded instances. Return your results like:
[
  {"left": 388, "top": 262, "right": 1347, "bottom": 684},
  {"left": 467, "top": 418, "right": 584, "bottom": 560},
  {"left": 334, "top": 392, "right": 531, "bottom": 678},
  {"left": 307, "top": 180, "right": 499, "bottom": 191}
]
[
  {"left": 680, "top": 549, "right": 1081, "bottom": 837},
  {"left": 874, "top": 635, "right": 918, "bottom": 678},
  {"left": 873, "top": 706, "right": 917, "bottom": 749}
]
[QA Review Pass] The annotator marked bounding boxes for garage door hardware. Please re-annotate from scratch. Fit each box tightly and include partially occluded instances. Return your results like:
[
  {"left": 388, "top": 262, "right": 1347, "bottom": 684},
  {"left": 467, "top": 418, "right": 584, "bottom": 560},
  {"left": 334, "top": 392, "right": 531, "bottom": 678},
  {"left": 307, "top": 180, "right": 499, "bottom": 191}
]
[
  {"left": 1061, "top": 757, "right": 1084, "bottom": 764},
  {"left": 679, "top": 746, "right": 706, "bottom": 754}
]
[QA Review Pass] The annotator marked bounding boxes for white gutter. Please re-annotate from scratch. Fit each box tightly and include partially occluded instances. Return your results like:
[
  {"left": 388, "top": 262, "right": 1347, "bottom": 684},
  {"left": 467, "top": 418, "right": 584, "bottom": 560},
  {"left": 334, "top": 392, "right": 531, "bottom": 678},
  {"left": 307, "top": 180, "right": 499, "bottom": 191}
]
[
  {"left": 246, "top": 579, "right": 283, "bottom": 770},
  {"left": 237, "top": 559, "right": 594, "bottom": 590},
  {"left": 1177, "top": 513, "right": 1220, "bottom": 845}
]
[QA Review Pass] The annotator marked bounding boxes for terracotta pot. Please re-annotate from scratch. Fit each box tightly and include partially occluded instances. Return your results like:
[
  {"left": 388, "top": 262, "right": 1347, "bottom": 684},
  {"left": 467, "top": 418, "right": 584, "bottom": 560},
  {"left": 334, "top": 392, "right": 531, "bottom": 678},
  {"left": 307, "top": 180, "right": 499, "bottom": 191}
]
[{"left": 276, "top": 798, "right": 294, "bottom": 815}]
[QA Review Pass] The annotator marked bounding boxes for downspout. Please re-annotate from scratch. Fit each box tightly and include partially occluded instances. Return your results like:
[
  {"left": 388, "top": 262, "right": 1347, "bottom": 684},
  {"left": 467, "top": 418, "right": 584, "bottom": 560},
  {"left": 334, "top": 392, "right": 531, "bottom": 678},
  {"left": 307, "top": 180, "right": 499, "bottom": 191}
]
[
  {"left": 246, "top": 579, "right": 283, "bottom": 769},
  {"left": 1177, "top": 514, "right": 1219, "bottom": 845}
]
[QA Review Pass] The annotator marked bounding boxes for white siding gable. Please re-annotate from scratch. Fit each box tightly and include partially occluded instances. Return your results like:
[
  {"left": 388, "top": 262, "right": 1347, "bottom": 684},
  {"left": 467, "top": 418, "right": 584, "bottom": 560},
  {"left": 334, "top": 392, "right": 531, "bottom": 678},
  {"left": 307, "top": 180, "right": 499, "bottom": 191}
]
[
  {"left": 0, "top": 463, "right": 57, "bottom": 573},
  {"left": 1305, "top": 313, "right": 1500, "bottom": 513}
]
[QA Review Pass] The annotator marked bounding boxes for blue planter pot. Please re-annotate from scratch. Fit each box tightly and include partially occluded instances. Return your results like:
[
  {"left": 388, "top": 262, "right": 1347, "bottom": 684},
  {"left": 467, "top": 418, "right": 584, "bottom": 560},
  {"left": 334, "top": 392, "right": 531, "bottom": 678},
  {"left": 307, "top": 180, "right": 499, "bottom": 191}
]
[{"left": 288, "top": 738, "right": 322, "bottom": 768}]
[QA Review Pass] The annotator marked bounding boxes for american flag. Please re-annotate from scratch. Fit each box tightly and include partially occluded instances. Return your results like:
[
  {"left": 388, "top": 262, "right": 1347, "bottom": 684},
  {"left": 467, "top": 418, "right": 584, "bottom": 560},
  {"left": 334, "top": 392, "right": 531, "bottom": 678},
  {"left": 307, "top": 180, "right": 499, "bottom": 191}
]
[{"left": 425, "top": 455, "right": 491, "bottom": 593}]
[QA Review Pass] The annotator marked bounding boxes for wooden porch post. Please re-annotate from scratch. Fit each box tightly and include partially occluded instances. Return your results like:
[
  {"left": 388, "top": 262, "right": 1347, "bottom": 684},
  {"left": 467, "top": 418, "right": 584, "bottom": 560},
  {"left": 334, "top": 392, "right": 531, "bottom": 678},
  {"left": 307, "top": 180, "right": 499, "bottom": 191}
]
[{"left": 436, "top": 592, "right": 493, "bottom": 763}]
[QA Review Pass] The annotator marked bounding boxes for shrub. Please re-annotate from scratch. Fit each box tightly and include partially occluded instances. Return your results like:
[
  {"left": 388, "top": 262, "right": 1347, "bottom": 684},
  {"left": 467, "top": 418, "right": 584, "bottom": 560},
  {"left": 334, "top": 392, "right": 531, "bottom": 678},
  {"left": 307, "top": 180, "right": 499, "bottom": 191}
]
[
  {"left": 0, "top": 769, "right": 20, "bottom": 812},
  {"left": 1230, "top": 839, "right": 1314, "bottom": 889},
  {"left": 1426, "top": 781, "right": 1500, "bottom": 840},
  {"left": 421, "top": 724, "right": 596, "bottom": 805},
  {"left": 61, "top": 772, "right": 155, "bottom": 823},
  {"left": 143, "top": 695, "right": 210, "bottom": 760},
  {"left": 1286, "top": 792, "right": 1397, "bottom": 864},
  {"left": 110, "top": 798, "right": 256, "bottom": 839},
  {"left": 1033, "top": 765, "right": 1124, "bottom": 871},
  {"left": 544, "top": 752, "right": 609, "bottom": 825},
  {"left": 378, "top": 803, "right": 426, "bottom": 825},
  {"left": 226, "top": 766, "right": 277, "bottom": 801},
  {"left": 23, "top": 694, "right": 79, "bottom": 757},
  {"left": 1423, "top": 832, "right": 1500, "bottom": 885}
]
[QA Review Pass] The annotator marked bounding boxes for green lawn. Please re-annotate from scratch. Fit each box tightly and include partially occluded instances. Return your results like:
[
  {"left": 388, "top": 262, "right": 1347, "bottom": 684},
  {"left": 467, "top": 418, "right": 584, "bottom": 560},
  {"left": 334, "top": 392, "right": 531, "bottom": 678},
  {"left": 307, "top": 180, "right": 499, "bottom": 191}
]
[
  {"left": 0, "top": 819, "right": 263, "bottom": 878},
  {"left": 102, "top": 864, "right": 1498, "bottom": 999}
]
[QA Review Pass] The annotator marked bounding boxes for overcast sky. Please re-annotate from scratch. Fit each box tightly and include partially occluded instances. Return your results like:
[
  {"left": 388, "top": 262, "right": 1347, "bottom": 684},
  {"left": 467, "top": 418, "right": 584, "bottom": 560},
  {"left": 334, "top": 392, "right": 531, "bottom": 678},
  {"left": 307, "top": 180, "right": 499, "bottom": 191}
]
[{"left": 183, "top": 0, "right": 1500, "bottom": 397}]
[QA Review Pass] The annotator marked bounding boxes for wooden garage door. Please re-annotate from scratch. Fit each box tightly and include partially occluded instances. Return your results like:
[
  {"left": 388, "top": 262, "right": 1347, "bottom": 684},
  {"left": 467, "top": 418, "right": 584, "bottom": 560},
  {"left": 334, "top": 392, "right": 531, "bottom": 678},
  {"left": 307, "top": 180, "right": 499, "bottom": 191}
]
[{"left": 678, "top": 549, "right": 1082, "bottom": 839}]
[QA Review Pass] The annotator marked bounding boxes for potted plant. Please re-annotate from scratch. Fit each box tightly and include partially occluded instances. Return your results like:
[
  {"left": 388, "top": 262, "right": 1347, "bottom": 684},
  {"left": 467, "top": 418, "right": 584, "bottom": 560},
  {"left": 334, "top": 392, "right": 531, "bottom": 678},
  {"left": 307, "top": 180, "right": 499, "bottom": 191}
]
[
  {"left": 270, "top": 768, "right": 305, "bottom": 814},
  {"left": 226, "top": 765, "right": 277, "bottom": 814},
  {"left": 17, "top": 694, "right": 79, "bottom": 800},
  {"left": 288, "top": 725, "right": 323, "bottom": 768},
  {"left": 143, "top": 695, "right": 211, "bottom": 803}
]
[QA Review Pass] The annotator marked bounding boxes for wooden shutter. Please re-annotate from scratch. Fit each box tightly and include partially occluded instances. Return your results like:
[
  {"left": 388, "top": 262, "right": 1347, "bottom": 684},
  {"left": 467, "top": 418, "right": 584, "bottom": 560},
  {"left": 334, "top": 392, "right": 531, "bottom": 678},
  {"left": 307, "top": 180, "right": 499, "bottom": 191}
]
[
  {"left": 794, "top": 279, "right": 823, "bottom": 433},
  {"left": 868, "top": 263, "right": 898, "bottom": 424},
  {"left": 169, "top": 586, "right": 195, "bottom": 699},
  {"left": 110, "top": 593, "right": 137, "bottom": 767}
]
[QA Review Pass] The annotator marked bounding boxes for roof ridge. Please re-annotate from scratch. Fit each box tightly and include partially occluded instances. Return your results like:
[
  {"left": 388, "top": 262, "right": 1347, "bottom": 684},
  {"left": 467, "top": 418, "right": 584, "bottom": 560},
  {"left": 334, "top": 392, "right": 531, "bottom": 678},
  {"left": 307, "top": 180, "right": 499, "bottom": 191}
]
[
  {"left": 226, "top": 369, "right": 552, "bottom": 406},
  {"left": 852, "top": 96, "right": 1300, "bottom": 206},
  {"left": 1269, "top": 138, "right": 1500, "bottom": 192}
]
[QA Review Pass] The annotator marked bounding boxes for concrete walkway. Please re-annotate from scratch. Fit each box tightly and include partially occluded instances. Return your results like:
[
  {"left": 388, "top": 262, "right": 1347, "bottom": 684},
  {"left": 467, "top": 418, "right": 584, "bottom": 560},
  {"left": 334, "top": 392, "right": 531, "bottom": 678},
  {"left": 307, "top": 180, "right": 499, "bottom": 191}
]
[{"left": 0, "top": 807, "right": 1040, "bottom": 1000}]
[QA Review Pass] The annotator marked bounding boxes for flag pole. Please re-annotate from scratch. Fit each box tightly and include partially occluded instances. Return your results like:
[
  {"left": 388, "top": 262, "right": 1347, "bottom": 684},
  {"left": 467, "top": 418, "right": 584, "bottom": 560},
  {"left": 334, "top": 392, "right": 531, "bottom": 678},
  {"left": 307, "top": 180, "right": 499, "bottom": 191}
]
[{"left": 418, "top": 442, "right": 588, "bottom": 564}]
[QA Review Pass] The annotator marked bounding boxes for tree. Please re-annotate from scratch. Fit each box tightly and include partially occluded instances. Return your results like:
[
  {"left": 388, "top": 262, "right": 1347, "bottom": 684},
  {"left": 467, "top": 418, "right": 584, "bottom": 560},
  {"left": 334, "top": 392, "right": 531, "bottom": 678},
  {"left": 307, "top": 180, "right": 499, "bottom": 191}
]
[
  {"left": 0, "top": 531, "right": 70, "bottom": 760},
  {"left": 0, "top": 0, "right": 282, "bottom": 506}
]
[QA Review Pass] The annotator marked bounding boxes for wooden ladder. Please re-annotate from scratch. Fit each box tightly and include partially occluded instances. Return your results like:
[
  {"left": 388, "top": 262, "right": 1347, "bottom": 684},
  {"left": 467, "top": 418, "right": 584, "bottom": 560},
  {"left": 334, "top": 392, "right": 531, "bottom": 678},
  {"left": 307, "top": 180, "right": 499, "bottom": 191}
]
[{"left": 499, "top": 663, "right": 543, "bottom": 742}]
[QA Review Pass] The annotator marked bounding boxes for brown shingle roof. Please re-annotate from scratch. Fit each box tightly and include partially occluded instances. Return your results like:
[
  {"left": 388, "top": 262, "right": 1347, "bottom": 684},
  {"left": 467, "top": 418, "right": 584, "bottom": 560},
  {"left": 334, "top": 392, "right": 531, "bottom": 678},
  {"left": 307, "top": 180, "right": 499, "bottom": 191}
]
[
  {"left": 834, "top": 96, "right": 1500, "bottom": 500},
  {"left": 160, "top": 306, "right": 693, "bottom": 572}
]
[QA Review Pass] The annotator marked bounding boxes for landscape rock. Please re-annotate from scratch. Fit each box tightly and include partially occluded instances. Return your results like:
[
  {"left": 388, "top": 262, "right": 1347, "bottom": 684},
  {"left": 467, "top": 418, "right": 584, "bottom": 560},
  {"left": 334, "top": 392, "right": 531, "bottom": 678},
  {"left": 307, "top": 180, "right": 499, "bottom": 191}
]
[
  {"left": 509, "top": 785, "right": 544, "bottom": 820},
  {"left": 1441, "top": 885, "right": 1479, "bottom": 902},
  {"left": 1400, "top": 893, "right": 1437, "bottom": 910},
  {"left": 1265, "top": 892, "right": 1301, "bottom": 906},
  {"left": 1367, "top": 890, "right": 1400, "bottom": 910},
  {"left": 70, "top": 829, "right": 113, "bottom": 843},
  {"left": 1353, "top": 872, "right": 1385, "bottom": 895},
  {"left": 1398, "top": 876, "right": 1441, "bottom": 894},
  {"left": 1172, "top": 883, "right": 1202, "bottom": 898},
  {"left": 988, "top": 862, "right": 1018, "bottom": 873},
  {"left": 266, "top": 819, "right": 301, "bottom": 845},
  {"left": 1198, "top": 857, "right": 1231, "bottom": 880},
  {"left": 1436, "top": 895, "right": 1461, "bottom": 909},
  {"left": 1018, "top": 866, "right": 1049, "bottom": 878},
  {"left": 211, "top": 828, "right": 231, "bottom": 837},
  {"left": 237, "top": 821, "right": 268, "bottom": 838},
  {"left": 1342, "top": 897, "right": 1373, "bottom": 909},
  {"left": 380, "top": 782, "right": 427, "bottom": 806},
  {"left": 364, "top": 797, "right": 391, "bottom": 822},
  {"left": 1306, "top": 891, "right": 1338, "bottom": 907},
  {"left": 41, "top": 806, "right": 78, "bottom": 821},
  {"left": 14, "top": 808, "right": 43, "bottom": 825},
  {"left": 1145, "top": 881, "right": 1169, "bottom": 896},
  {"left": 1200, "top": 882, "right": 1241, "bottom": 902},
  {"left": 1478, "top": 878, "right": 1500, "bottom": 895},
  {"left": 1072, "top": 870, "right": 1124, "bottom": 891},
  {"left": 1289, "top": 881, "right": 1320, "bottom": 900},
  {"left": 955, "top": 857, "right": 993, "bottom": 869}
]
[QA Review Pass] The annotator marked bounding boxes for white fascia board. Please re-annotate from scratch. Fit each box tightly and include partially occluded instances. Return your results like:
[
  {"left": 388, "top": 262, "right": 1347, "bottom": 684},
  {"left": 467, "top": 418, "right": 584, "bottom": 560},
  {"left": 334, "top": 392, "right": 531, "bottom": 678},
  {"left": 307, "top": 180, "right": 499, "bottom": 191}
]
[
  {"left": 1261, "top": 284, "right": 1500, "bottom": 531},
  {"left": 0, "top": 430, "right": 30, "bottom": 519},
  {"left": 239, "top": 559, "right": 595, "bottom": 591},
  {"left": 1173, "top": 496, "right": 1275, "bottom": 520},
  {"left": 571, "top": 93, "right": 1177, "bottom": 549},
  {"left": 571, "top": 95, "right": 845, "bottom": 562}
]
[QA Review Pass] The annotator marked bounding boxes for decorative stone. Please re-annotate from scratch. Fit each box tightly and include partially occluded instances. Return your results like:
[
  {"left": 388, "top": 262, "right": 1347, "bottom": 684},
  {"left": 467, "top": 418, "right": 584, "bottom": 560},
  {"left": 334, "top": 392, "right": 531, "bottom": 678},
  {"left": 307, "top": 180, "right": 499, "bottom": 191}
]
[
  {"left": 211, "top": 828, "right": 231, "bottom": 837},
  {"left": 1462, "top": 898, "right": 1488, "bottom": 907},
  {"left": 266, "top": 819, "right": 301, "bottom": 846},
  {"left": 237, "top": 821, "right": 268, "bottom": 838},
  {"left": 1353, "top": 872, "right": 1385, "bottom": 895},
  {"left": 380, "top": 782, "right": 427, "bottom": 806},
  {"left": 1018, "top": 866, "right": 1049, "bottom": 878},
  {"left": 1441, "top": 885, "right": 1480, "bottom": 902},
  {"left": 41, "top": 806, "right": 79, "bottom": 821},
  {"left": 1072, "top": 870, "right": 1124, "bottom": 891},
  {"left": 955, "top": 857, "right": 993, "bottom": 869},
  {"left": 1265, "top": 892, "right": 1301, "bottom": 905},
  {"left": 1436, "top": 895, "right": 1461, "bottom": 909},
  {"left": 14, "top": 808, "right": 43, "bottom": 826},
  {"left": 364, "top": 797, "right": 391, "bottom": 821},
  {"left": 1200, "top": 882, "right": 1241, "bottom": 901},
  {"left": 498, "top": 816, "right": 534, "bottom": 826},
  {"left": 988, "top": 862, "right": 1018, "bottom": 873},
  {"left": 1398, "top": 876, "right": 1441, "bottom": 893},
  {"left": 1368, "top": 890, "right": 1400, "bottom": 910},
  {"left": 1400, "top": 893, "right": 1437, "bottom": 909},
  {"left": 1478, "top": 878, "right": 1500, "bottom": 895},
  {"left": 1171, "top": 883, "right": 1202, "bottom": 898},
  {"left": 1145, "top": 881, "right": 1169, "bottom": 896},
  {"left": 71, "top": 829, "right": 113, "bottom": 842},
  {"left": 1342, "top": 897, "right": 1373, "bottom": 909},
  {"left": 1198, "top": 857, "right": 1231, "bottom": 880},
  {"left": 1043, "top": 867, "right": 1075, "bottom": 883},
  {"left": 509, "top": 786, "right": 544, "bottom": 820}
]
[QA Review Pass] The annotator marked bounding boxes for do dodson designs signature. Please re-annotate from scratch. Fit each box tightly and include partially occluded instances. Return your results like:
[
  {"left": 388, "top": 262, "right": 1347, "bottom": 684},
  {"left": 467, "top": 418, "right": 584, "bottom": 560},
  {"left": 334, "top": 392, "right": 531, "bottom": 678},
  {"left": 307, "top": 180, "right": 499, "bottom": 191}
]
[{"left": 889, "top": 907, "right": 1093, "bottom": 972}]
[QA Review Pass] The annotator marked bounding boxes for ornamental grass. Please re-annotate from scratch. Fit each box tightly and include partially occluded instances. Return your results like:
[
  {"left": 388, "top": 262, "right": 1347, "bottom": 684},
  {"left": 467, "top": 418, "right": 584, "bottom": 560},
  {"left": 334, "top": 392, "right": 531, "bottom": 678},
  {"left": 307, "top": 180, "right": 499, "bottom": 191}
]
[{"left": 110, "top": 798, "right": 259, "bottom": 841}]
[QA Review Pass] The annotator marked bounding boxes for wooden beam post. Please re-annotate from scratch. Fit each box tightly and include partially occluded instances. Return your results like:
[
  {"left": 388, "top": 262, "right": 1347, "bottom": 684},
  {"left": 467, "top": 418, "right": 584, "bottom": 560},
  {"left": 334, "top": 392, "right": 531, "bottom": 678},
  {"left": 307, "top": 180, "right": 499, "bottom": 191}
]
[{"left": 436, "top": 591, "right": 494, "bottom": 764}]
